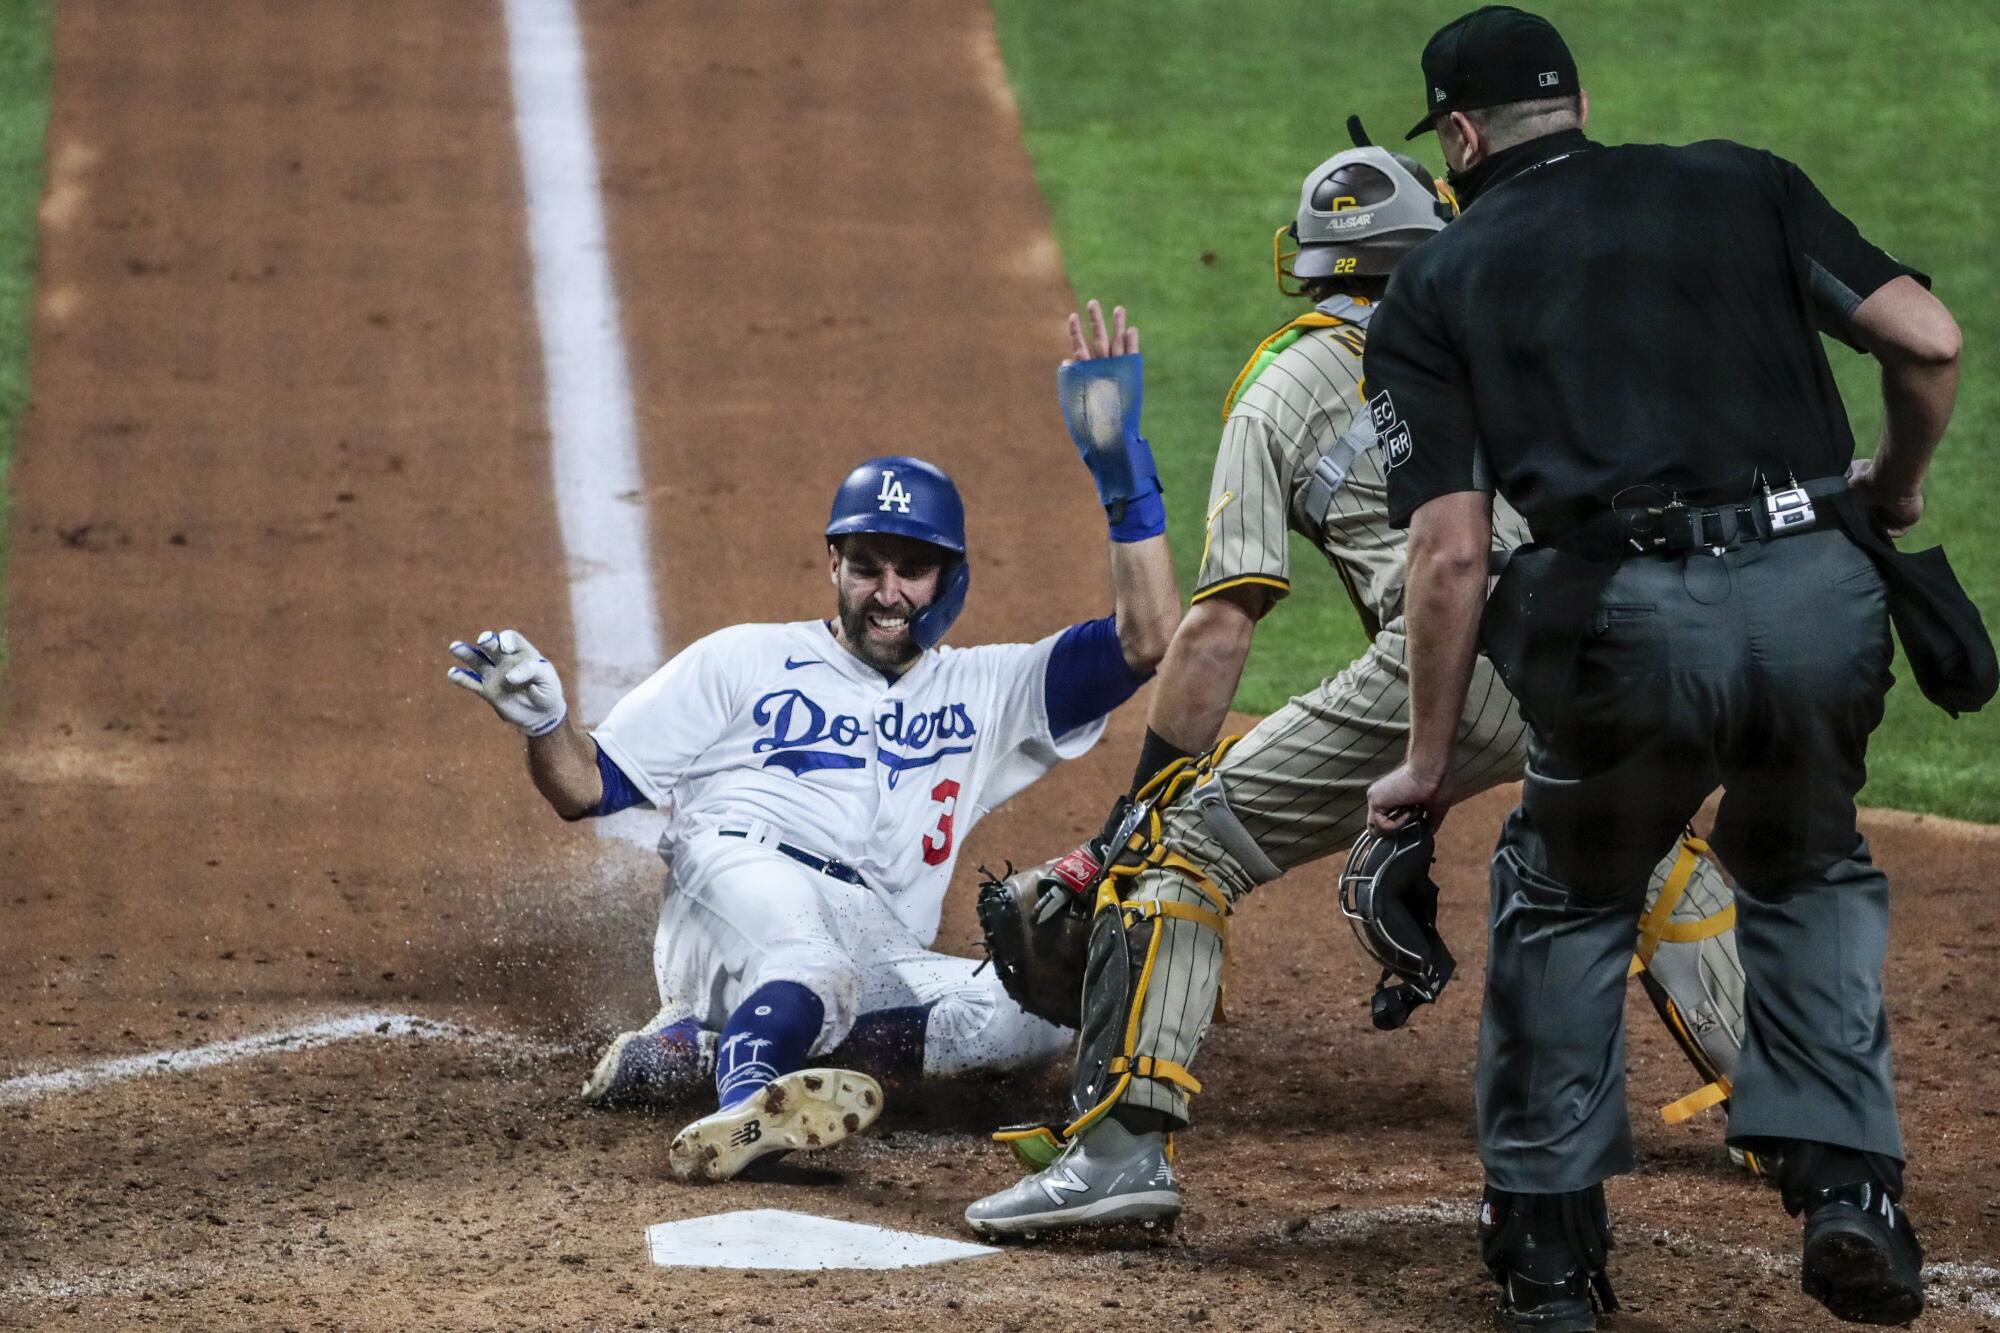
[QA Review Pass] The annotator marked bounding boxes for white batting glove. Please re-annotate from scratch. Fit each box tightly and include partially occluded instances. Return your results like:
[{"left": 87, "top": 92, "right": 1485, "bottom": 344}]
[{"left": 446, "top": 629, "right": 568, "bottom": 737}]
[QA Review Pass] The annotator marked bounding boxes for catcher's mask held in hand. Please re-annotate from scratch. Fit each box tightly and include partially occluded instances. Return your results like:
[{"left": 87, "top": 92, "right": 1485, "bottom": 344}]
[{"left": 1340, "top": 820, "right": 1456, "bottom": 1030}]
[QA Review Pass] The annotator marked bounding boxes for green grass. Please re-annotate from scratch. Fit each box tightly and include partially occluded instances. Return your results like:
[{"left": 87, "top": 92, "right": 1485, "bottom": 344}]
[
  {"left": 994, "top": 0, "right": 2000, "bottom": 821},
  {"left": 0, "top": 0, "right": 50, "bottom": 676}
]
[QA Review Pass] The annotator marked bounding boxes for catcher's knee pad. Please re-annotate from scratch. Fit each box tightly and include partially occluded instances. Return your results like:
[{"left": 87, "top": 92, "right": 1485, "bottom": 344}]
[
  {"left": 1184, "top": 771, "right": 1283, "bottom": 886},
  {"left": 1629, "top": 832, "right": 1748, "bottom": 1131}
]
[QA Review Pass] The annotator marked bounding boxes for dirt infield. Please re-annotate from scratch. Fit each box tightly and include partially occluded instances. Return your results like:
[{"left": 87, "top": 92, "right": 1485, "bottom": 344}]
[{"left": 2, "top": 2, "right": 1996, "bottom": 1330}]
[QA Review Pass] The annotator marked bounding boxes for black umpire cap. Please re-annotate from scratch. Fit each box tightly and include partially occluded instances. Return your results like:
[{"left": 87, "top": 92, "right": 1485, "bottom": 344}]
[{"left": 1405, "top": 5, "right": 1579, "bottom": 139}]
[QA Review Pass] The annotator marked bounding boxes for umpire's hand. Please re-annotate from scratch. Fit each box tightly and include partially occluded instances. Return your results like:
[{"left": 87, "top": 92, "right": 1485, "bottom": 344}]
[{"left": 1846, "top": 456, "right": 1923, "bottom": 538}]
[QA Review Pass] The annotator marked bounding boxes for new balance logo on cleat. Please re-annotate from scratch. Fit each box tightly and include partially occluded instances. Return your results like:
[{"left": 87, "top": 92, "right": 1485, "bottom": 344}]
[
  {"left": 729, "top": 1120, "right": 764, "bottom": 1148},
  {"left": 1039, "top": 1166, "right": 1089, "bottom": 1207}
]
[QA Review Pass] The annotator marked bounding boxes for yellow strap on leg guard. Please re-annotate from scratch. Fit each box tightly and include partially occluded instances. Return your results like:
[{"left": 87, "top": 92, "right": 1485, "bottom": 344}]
[
  {"left": 1123, "top": 898, "right": 1228, "bottom": 937},
  {"left": 1109, "top": 1055, "right": 1203, "bottom": 1096},
  {"left": 1662, "top": 1080, "right": 1731, "bottom": 1125},
  {"left": 1651, "top": 909, "right": 1736, "bottom": 944},
  {"left": 1634, "top": 833, "right": 1709, "bottom": 967}
]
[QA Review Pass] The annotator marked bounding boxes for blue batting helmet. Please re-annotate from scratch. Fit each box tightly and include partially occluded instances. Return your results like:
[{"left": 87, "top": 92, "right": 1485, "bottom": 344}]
[{"left": 825, "top": 456, "right": 970, "bottom": 650}]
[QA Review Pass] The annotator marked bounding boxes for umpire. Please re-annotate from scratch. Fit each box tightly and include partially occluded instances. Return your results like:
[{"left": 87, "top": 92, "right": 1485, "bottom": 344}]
[{"left": 1363, "top": 6, "right": 1965, "bottom": 1329}]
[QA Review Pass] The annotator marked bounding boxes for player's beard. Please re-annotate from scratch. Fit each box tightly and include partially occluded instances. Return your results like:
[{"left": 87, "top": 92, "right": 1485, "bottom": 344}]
[{"left": 836, "top": 593, "right": 921, "bottom": 673}]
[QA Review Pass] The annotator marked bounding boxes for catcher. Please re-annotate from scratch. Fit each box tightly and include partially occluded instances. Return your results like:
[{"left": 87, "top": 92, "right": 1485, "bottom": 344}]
[{"left": 964, "top": 123, "right": 1754, "bottom": 1239}]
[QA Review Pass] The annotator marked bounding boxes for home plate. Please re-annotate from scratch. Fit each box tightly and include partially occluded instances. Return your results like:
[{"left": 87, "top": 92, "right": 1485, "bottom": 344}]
[{"left": 646, "top": 1209, "right": 998, "bottom": 1270}]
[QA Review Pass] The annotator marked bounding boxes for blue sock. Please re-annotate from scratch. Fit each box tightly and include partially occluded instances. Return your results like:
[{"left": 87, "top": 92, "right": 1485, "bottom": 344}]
[{"left": 715, "top": 981, "right": 826, "bottom": 1109}]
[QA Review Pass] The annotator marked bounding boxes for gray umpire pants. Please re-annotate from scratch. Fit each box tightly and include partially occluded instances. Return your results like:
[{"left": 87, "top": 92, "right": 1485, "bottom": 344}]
[{"left": 1479, "top": 527, "right": 1903, "bottom": 1193}]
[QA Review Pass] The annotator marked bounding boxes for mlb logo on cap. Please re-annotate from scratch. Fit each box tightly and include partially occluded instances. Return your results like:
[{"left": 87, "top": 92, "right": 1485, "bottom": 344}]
[{"left": 1538, "top": 70, "right": 1559, "bottom": 87}]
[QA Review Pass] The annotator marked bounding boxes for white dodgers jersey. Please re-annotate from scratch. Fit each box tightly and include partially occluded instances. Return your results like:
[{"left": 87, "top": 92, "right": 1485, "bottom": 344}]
[{"left": 591, "top": 620, "right": 1106, "bottom": 943}]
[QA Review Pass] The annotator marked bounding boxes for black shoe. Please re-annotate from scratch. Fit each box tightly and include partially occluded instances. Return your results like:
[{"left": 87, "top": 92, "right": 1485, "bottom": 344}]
[
  {"left": 1494, "top": 1268, "right": 1603, "bottom": 1332},
  {"left": 1801, "top": 1182, "right": 1924, "bottom": 1325},
  {"left": 1482, "top": 1187, "right": 1617, "bottom": 1332}
]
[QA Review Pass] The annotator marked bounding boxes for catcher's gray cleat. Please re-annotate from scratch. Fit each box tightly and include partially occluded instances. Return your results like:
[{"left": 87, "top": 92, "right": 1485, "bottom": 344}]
[
  {"left": 667, "top": 1068, "right": 883, "bottom": 1183},
  {"left": 579, "top": 1010, "right": 717, "bottom": 1108},
  {"left": 964, "top": 1117, "right": 1180, "bottom": 1239}
]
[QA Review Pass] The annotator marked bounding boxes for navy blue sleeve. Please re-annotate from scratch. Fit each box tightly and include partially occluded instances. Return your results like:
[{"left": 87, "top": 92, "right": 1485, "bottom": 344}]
[
  {"left": 561, "top": 741, "right": 648, "bottom": 821},
  {"left": 1045, "top": 615, "right": 1151, "bottom": 737}
]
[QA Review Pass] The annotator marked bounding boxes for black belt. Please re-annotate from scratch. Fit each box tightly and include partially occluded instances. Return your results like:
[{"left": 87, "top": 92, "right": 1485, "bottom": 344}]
[
  {"left": 1615, "top": 475, "right": 1850, "bottom": 556},
  {"left": 718, "top": 830, "right": 868, "bottom": 887},
  {"left": 1487, "top": 475, "right": 1852, "bottom": 577}
]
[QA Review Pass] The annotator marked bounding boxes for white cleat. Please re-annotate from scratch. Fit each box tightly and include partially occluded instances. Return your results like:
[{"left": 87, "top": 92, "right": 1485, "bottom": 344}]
[{"left": 667, "top": 1068, "right": 884, "bottom": 1183}]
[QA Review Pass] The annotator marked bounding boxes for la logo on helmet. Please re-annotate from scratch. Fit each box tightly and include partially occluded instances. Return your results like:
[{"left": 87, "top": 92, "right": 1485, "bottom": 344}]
[{"left": 876, "top": 470, "right": 914, "bottom": 514}]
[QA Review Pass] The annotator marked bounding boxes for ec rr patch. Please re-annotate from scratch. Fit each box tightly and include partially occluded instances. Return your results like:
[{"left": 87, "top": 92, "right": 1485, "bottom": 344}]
[{"left": 1368, "top": 389, "right": 1413, "bottom": 470}]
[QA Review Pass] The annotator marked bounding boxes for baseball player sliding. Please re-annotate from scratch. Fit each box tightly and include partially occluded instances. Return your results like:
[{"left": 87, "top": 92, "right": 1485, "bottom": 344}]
[
  {"left": 965, "top": 130, "right": 1754, "bottom": 1237},
  {"left": 447, "top": 303, "right": 1178, "bottom": 1182}
]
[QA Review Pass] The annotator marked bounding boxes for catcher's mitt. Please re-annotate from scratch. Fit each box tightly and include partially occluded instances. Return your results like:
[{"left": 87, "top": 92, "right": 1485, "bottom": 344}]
[{"left": 975, "top": 845, "right": 1104, "bottom": 1029}]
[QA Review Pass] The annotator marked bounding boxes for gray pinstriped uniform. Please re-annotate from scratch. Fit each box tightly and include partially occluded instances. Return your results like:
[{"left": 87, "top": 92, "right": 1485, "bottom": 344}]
[{"left": 1113, "top": 299, "right": 1740, "bottom": 1126}]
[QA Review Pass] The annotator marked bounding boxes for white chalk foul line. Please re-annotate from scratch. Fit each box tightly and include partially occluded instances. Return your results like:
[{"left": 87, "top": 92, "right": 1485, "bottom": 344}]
[
  {"left": 0, "top": 1010, "right": 533, "bottom": 1103},
  {"left": 502, "top": 0, "right": 665, "bottom": 852}
]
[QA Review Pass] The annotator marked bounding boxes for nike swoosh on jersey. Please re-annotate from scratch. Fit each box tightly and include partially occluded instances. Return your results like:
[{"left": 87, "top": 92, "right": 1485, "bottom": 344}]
[{"left": 784, "top": 656, "right": 825, "bottom": 670}]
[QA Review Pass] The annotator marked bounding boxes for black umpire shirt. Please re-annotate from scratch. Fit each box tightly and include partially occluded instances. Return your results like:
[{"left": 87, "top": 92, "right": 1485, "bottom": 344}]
[{"left": 1369, "top": 128, "right": 1925, "bottom": 540}]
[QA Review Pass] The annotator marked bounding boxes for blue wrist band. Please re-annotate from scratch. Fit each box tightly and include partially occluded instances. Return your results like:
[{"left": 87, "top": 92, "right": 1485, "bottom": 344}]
[{"left": 1109, "top": 485, "right": 1167, "bottom": 542}]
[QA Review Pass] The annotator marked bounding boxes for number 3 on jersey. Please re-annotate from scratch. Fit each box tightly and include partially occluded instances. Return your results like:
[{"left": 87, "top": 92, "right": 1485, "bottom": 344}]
[{"left": 922, "top": 779, "right": 960, "bottom": 866}]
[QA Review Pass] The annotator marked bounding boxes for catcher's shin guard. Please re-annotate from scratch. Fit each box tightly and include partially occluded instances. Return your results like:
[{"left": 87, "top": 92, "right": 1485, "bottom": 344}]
[
  {"left": 992, "top": 866, "right": 1225, "bottom": 1170},
  {"left": 1627, "top": 832, "right": 1764, "bottom": 1174},
  {"left": 989, "top": 748, "right": 1241, "bottom": 1169}
]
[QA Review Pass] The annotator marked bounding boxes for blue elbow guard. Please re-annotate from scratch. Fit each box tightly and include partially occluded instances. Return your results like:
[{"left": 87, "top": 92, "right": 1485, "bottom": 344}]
[{"left": 1057, "top": 354, "right": 1162, "bottom": 514}]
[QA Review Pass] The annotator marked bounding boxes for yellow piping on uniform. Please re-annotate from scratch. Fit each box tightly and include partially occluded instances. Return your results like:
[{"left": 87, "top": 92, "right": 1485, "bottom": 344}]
[
  {"left": 1192, "top": 574, "right": 1290, "bottom": 606},
  {"left": 1197, "top": 490, "right": 1235, "bottom": 575}
]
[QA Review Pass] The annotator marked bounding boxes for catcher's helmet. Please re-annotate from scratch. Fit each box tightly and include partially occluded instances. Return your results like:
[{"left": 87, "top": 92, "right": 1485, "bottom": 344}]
[
  {"left": 1275, "top": 145, "right": 1455, "bottom": 294},
  {"left": 1339, "top": 819, "right": 1457, "bottom": 1030},
  {"left": 825, "top": 455, "right": 969, "bottom": 649}
]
